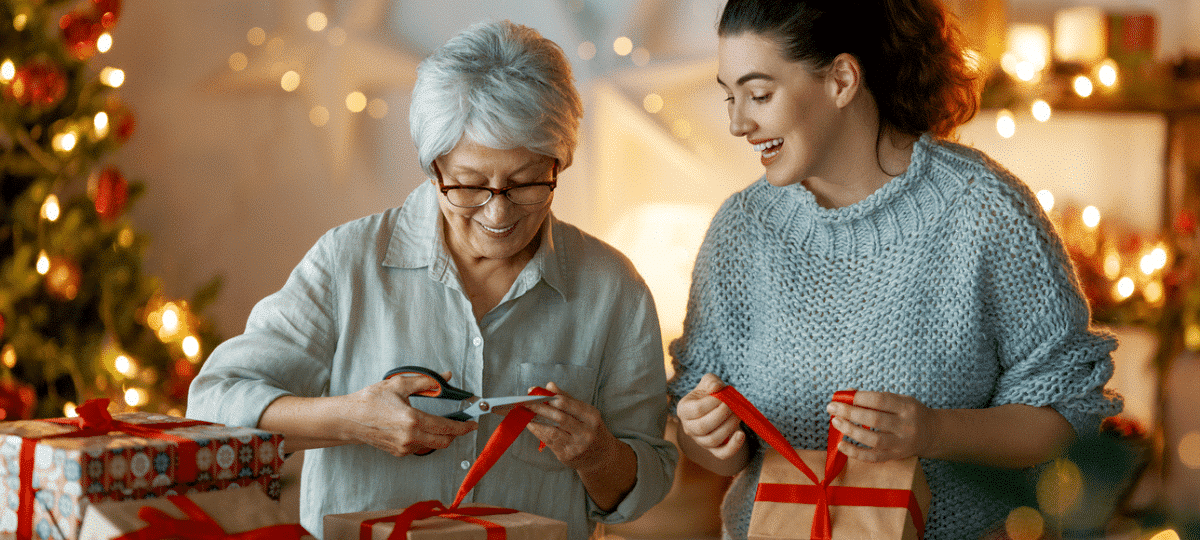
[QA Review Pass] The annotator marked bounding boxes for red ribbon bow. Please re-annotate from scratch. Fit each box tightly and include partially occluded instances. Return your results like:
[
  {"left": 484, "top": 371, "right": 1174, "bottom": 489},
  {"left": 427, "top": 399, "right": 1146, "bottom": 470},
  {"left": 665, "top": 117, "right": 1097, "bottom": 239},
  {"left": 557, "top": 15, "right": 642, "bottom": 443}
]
[
  {"left": 360, "top": 387, "right": 555, "bottom": 540},
  {"left": 112, "top": 495, "right": 310, "bottom": 540},
  {"left": 711, "top": 387, "right": 925, "bottom": 540},
  {"left": 16, "top": 398, "right": 214, "bottom": 540}
]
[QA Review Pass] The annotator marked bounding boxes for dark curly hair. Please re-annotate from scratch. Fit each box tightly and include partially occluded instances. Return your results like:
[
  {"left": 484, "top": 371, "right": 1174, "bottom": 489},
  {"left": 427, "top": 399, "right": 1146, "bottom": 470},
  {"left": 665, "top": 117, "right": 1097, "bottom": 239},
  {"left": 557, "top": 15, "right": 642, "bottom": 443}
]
[{"left": 718, "top": 0, "right": 978, "bottom": 138}]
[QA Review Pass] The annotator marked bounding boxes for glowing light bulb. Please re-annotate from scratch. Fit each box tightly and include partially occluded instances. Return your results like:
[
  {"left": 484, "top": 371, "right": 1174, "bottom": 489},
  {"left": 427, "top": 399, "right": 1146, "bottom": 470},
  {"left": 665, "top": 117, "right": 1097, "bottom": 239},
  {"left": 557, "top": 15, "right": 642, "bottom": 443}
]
[
  {"left": 1103, "top": 252, "right": 1121, "bottom": 279},
  {"left": 41, "top": 194, "right": 60, "bottom": 222},
  {"left": 228, "top": 52, "right": 248, "bottom": 72},
  {"left": 97, "top": 33, "right": 112, "bottom": 53},
  {"left": 247, "top": 27, "right": 266, "bottom": 46},
  {"left": 36, "top": 250, "right": 50, "bottom": 275},
  {"left": 1073, "top": 75, "right": 1093, "bottom": 98},
  {"left": 63, "top": 402, "right": 78, "bottom": 418},
  {"left": 100, "top": 67, "right": 124, "bottom": 88},
  {"left": 345, "top": 91, "right": 367, "bottom": 113},
  {"left": 124, "top": 387, "right": 147, "bottom": 407},
  {"left": 306, "top": 12, "right": 328, "bottom": 32},
  {"left": 2, "top": 345, "right": 15, "bottom": 368},
  {"left": 643, "top": 93, "right": 664, "bottom": 114},
  {"left": 94, "top": 111, "right": 110, "bottom": 137},
  {"left": 1082, "top": 206, "right": 1100, "bottom": 228},
  {"left": 161, "top": 304, "right": 180, "bottom": 334},
  {"left": 996, "top": 110, "right": 1016, "bottom": 139},
  {"left": 182, "top": 336, "right": 201, "bottom": 358},
  {"left": 53, "top": 131, "right": 78, "bottom": 152},
  {"left": 1035, "top": 190, "right": 1054, "bottom": 212},
  {"left": 1115, "top": 277, "right": 1135, "bottom": 300},
  {"left": 114, "top": 354, "right": 135, "bottom": 375},
  {"left": 1144, "top": 281, "right": 1164, "bottom": 304},
  {"left": 613, "top": 36, "right": 633, "bottom": 56},
  {"left": 1015, "top": 61, "right": 1037, "bottom": 81},
  {"left": 280, "top": 70, "right": 300, "bottom": 92},
  {"left": 577, "top": 41, "right": 596, "bottom": 61},
  {"left": 1098, "top": 60, "right": 1118, "bottom": 87},
  {"left": 1149, "top": 530, "right": 1181, "bottom": 540},
  {"left": 1031, "top": 100, "right": 1052, "bottom": 122},
  {"left": 1, "top": 59, "right": 14, "bottom": 82}
]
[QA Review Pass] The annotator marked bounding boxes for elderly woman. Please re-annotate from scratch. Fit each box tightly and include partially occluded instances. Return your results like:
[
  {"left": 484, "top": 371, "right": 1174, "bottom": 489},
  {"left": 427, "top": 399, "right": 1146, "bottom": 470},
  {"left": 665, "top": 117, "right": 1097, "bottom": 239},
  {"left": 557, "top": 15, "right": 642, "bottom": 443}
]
[{"left": 188, "top": 20, "right": 676, "bottom": 539}]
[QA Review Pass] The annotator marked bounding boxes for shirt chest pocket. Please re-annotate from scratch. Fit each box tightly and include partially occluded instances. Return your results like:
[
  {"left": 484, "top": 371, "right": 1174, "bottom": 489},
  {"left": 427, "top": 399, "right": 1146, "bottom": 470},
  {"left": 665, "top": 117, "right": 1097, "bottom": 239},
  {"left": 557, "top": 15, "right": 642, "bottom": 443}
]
[{"left": 513, "top": 362, "right": 599, "bottom": 471}]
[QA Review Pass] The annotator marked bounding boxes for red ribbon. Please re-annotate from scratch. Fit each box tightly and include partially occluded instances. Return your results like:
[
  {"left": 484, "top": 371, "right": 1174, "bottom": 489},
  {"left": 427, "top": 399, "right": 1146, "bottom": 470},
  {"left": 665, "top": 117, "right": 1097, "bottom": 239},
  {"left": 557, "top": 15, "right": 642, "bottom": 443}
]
[
  {"left": 112, "top": 494, "right": 310, "bottom": 540},
  {"left": 359, "top": 387, "right": 556, "bottom": 540},
  {"left": 15, "top": 399, "right": 214, "bottom": 540},
  {"left": 711, "top": 387, "right": 925, "bottom": 540}
]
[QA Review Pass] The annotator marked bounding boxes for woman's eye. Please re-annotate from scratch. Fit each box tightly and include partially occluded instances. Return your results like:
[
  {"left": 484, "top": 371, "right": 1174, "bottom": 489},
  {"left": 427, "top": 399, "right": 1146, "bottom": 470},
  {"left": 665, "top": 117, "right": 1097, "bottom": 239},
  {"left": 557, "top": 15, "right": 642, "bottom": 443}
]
[
  {"left": 751, "top": 94, "right": 771, "bottom": 103},
  {"left": 723, "top": 95, "right": 734, "bottom": 103}
]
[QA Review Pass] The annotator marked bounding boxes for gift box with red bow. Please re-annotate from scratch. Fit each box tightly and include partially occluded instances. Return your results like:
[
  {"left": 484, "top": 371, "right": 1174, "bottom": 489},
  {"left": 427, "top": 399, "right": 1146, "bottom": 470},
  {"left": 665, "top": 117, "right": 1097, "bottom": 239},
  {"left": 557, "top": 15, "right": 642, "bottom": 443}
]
[
  {"left": 324, "top": 386, "right": 567, "bottom": 540},
  {"left": 324, "top": 502, "right": 567, "bottom": 540},
  {"left": 77, "top": 486, "right": 312, "bottom": 540},
  {"left": 0, "top": 399, "right": 286, "bottom": 540},
  {"left": 713, "top": 387, "right": 931, "bottom": 540}
]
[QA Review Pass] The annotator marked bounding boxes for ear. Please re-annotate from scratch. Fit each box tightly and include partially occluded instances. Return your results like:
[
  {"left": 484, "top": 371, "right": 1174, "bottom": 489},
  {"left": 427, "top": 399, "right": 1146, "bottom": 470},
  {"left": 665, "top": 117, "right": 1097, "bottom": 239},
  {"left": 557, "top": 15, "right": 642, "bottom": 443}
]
[
  {"left": 825, "top": 53, "right": 863, "bottom": 109},
  {"left": 430, "top": 160, "right": 441, "bottom": 185}
]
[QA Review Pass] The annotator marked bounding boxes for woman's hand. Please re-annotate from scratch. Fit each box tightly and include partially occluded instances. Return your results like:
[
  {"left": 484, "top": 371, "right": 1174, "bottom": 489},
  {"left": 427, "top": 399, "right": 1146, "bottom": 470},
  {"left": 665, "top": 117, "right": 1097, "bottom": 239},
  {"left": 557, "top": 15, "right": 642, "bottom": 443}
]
[
  {"left": 522, "top": 382, "right": 622, "bottom": 473},
  {"left": 825, "top": 391, "right": 938, "bottom": 463},
  {"left": 341, "top": 372, "right": 478, "bottom": 457},
  {"left": 677, "top": 373, "right": 745, "bottom": 460},
  {"left": 522, "top": 382, "right": 637, "bottom": 511}
]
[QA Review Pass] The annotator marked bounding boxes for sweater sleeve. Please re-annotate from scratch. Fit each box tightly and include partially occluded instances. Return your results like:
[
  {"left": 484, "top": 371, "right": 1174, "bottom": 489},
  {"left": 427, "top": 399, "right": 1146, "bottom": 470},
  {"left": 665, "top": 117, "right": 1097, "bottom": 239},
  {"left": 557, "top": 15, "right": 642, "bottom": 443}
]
[
  {"left": 186, "top": 232, "right": 341, "bottom": 428},
  {"left": 667, "top": 195, "right": 746, "bottom": 407},
  {"left": 974, "top": 173, "right": 1122, "bottom": 436}
]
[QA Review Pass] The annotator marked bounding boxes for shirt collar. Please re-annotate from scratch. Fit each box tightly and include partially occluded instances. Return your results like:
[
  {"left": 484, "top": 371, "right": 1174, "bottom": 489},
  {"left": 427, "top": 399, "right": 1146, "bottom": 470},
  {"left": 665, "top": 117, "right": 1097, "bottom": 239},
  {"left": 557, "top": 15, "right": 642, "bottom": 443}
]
[{"left": 383, "top": 181, "right": 566, "bottom": 300}]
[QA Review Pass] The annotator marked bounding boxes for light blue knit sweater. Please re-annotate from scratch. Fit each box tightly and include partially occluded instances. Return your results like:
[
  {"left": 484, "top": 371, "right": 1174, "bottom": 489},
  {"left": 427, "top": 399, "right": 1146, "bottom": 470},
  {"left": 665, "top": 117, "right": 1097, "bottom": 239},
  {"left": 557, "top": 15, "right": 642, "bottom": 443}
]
[{"left": 668, "top": 134, "right": 1122, "bottom": 539}]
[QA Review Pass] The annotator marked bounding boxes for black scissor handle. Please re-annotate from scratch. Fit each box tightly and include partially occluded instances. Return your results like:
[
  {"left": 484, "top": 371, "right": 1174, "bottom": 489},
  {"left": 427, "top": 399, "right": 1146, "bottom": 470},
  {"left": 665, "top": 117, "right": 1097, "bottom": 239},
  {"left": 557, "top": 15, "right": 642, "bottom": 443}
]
[{"left": 383, "top": 365, "right": 475, "bottom": 401}]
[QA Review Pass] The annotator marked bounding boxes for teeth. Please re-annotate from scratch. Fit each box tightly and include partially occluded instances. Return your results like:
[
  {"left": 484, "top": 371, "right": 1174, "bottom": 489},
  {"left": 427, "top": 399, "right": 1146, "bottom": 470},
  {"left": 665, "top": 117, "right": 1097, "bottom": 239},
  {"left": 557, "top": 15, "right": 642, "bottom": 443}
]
[
  {"left": 752, "top": 138, "right": 783, "bottom": 152},
  {"left": 481, "top": 223, "right": 516, "bottom": 234}
]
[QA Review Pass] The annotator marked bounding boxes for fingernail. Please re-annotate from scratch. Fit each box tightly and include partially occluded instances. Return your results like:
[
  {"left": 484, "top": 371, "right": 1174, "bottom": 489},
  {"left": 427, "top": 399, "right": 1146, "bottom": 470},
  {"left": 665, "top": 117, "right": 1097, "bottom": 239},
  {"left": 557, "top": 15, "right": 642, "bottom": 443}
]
[{"left": 826, "top": 404, "right": 836, "bottom": 414}]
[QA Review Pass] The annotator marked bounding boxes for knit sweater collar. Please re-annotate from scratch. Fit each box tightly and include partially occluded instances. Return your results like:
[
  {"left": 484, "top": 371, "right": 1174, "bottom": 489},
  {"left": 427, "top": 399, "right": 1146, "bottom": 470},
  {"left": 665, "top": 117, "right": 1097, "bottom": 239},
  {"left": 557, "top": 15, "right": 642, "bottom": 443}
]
[{"left": 751, "top": 133, "right": 952, "bottom": 258}]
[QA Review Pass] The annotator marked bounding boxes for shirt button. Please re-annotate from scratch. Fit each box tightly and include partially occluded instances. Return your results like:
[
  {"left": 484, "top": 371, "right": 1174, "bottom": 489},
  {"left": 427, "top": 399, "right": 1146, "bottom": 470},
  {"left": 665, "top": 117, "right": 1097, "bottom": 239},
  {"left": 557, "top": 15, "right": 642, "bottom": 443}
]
[
  {"left": 460, "top": 460, "right": 471, "bottom": 470},
  {"left": 472, "top": 337, "right": 482, "bottom": 347}
]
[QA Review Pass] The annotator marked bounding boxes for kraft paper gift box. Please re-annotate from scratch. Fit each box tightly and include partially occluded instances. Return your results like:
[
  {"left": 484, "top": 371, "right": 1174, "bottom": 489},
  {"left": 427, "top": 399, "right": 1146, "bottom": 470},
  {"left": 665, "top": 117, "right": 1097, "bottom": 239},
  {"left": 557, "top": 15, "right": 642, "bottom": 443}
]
[
  {"left": 748, "top": 450, "right": 931, "bottom": 540},
  {"left": 711, "top": 387, "right": 931, "bottom": 540},
  {"left": 77, "top": 486, "right": 312, "bottom": 540},
  {"left": 325, "top": 503, "right": 567, "bottom": 540},
  {"left": 0, "top": 399, "right": 285, "bottom": 540}
]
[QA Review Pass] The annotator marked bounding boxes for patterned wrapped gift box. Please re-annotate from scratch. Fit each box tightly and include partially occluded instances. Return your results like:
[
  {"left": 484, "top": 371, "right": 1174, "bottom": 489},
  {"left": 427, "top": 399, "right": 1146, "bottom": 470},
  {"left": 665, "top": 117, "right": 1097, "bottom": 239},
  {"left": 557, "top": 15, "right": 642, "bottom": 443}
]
[{"left": 0, "top": 400, "right": 284, "bottom": 540}]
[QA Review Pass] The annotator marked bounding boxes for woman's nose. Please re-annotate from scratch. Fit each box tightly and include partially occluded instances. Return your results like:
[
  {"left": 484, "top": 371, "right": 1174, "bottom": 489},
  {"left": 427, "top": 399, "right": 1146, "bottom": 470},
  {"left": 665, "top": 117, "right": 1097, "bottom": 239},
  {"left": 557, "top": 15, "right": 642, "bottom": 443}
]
[{"left": 728, "top": 104, "right": 754, "bottom": 137}]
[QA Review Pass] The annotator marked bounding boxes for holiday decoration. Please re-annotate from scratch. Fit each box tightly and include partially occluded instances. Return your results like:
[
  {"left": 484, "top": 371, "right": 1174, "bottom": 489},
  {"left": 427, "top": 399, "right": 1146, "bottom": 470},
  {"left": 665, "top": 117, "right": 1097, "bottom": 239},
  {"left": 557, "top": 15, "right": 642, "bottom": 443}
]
[
  {"left": 0, "top": 0, "right": 223, "bottom": 419},
  {"left": 92, "top": 166, "right": 129, "bottom": 220},
  {"left": 4, "top": 59, "right": 68, "bottom": 108}
]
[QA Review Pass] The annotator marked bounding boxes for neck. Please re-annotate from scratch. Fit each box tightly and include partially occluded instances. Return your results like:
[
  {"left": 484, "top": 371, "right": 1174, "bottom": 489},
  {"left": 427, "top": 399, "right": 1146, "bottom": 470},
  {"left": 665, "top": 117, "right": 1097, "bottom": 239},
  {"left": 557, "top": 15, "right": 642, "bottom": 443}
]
[{"left": 804, "top": 121, "right": 918, "bottom": 210}]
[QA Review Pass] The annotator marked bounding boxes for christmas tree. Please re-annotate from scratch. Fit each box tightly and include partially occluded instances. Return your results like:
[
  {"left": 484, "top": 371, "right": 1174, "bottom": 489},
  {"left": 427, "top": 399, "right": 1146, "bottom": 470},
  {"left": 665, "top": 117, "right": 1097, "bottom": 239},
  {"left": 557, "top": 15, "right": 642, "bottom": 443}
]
[{"left": 0, "top": 0, "right": 221, "bottom": 419}]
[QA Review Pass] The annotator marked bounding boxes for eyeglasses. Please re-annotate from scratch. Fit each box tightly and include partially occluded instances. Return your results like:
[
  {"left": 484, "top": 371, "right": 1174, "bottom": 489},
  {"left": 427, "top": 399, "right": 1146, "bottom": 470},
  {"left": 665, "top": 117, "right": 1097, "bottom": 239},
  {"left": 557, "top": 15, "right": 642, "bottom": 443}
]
[{"left": 436, "top": 160, "right": 557, "bottom": 208}]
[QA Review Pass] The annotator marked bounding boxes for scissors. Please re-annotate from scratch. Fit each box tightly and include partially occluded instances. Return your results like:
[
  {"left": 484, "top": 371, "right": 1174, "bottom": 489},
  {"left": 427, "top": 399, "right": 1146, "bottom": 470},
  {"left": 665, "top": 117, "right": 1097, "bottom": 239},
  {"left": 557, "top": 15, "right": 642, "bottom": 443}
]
[{"left": 383, "top": 365, "right": 550, "bottom": 422}]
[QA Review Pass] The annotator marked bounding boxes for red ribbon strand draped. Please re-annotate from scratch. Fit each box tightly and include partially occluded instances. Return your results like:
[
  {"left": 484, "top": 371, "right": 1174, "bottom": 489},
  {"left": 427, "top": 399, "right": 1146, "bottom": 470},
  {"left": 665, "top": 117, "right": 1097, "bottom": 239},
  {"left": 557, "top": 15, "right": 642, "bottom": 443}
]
[
  {"left": 15, "top": 399, "right": 214, "bottom": 540},
  {"left": 113, "top": 495, "right": 310, "bottom": 540},
  {"left": 359, "top": 387, "right": 556, "bottom": 540},
  {"left": 711, "top": 386, "right": 925, "bottom": 540}
]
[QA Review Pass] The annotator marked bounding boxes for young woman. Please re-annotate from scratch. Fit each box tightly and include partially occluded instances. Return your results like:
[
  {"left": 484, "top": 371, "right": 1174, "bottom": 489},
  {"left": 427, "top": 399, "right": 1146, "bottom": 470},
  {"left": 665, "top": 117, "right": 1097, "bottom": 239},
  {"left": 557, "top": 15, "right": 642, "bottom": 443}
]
[{"left": 669, "top": 1, "right": 1122, "bottom": 538}]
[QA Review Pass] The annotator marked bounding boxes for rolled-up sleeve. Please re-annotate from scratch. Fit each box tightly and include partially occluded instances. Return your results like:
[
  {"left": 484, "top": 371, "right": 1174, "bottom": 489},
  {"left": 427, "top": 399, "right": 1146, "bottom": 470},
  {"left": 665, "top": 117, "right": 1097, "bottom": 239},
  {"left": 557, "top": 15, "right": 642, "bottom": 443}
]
[{"left": 187, "top": 235, "right": 340, "bottom": 428}]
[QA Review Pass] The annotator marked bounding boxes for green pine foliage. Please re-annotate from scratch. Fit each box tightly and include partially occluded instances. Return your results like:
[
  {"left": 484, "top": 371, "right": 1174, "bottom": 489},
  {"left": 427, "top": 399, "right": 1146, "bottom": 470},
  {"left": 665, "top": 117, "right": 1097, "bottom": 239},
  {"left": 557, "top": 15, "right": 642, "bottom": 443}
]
[{"left": 0, "top": 0, "right": 221, "bottom": 419}]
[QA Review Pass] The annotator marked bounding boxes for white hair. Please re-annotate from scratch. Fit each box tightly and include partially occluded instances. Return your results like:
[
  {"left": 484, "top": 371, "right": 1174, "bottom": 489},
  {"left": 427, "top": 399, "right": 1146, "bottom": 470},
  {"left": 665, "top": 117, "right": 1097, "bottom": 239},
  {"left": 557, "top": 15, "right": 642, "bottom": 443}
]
[{"left": 409, "top": 20, "right": 583, "bottom": 178}]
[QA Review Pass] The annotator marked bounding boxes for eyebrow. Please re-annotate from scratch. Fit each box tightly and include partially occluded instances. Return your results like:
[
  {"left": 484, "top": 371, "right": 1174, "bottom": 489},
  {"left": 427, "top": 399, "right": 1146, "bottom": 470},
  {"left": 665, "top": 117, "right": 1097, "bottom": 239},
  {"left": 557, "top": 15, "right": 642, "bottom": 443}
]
[{"left": 717, "top": 71, "right": 776, "bottom": 88}]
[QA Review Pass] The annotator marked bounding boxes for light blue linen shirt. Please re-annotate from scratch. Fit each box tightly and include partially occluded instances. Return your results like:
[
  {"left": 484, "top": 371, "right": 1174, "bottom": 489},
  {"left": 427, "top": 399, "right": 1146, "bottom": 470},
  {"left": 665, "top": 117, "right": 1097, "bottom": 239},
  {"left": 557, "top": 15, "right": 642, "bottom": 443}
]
[{"left": 187, "top": 181, "right": 677, "bottom": 539}]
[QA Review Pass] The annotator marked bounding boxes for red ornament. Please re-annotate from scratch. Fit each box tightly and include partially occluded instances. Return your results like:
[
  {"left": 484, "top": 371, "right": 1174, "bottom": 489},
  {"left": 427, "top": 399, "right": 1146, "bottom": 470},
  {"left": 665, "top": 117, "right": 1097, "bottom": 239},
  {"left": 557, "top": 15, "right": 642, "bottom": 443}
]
[
  {"left": 93, "top": 166, "right": 129, "bottom": 221},
  {"left": 1175, "top": 209, "right": 1197, "bottom": 236},
  {"left": 4, "top": 60, "right": 68, "bottom": 108},
  {"left": 60, "top": 10, "right": 104, "bottom": 61},
  {"left": 105, "top": 98, "right": 136, "bottom": 142},
  {"left": 0, "top": 378, "right": 36, "bottom": 421},
  {"left": 94, "top": 0, "right": 121, "bottom": 28}
]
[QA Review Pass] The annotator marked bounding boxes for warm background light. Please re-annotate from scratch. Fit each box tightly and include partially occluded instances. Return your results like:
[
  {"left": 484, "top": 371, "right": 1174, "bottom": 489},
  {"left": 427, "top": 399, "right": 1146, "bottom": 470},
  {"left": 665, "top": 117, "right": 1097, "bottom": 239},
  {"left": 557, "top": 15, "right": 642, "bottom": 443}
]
[
  {"left": 996, "top": 109, "right": 1016, "bottom": 138},
  {"left": 613, "top": 36, "right": 633, "bottom": 56},
  {"left": 1073, "top": 75, "right": 1094, "bottom": 97}
]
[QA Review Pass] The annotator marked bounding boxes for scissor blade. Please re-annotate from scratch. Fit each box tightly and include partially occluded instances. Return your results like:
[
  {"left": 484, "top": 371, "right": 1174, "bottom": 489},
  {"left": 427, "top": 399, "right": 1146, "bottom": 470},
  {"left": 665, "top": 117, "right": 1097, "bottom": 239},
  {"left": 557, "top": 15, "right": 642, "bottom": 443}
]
[{"left": 460, "top": 395, "right": 551, "bottom": 418}]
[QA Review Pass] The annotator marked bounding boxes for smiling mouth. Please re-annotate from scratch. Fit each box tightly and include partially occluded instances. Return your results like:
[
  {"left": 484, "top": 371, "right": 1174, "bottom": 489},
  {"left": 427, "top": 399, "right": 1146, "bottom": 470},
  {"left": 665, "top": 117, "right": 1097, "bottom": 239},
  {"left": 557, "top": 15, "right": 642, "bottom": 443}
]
[
  {"left": 479, "top": 222, "right": 517, "bottom": 235},
  {"left": 753, "top": 138, "right": 783, "bottom": 159}
]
